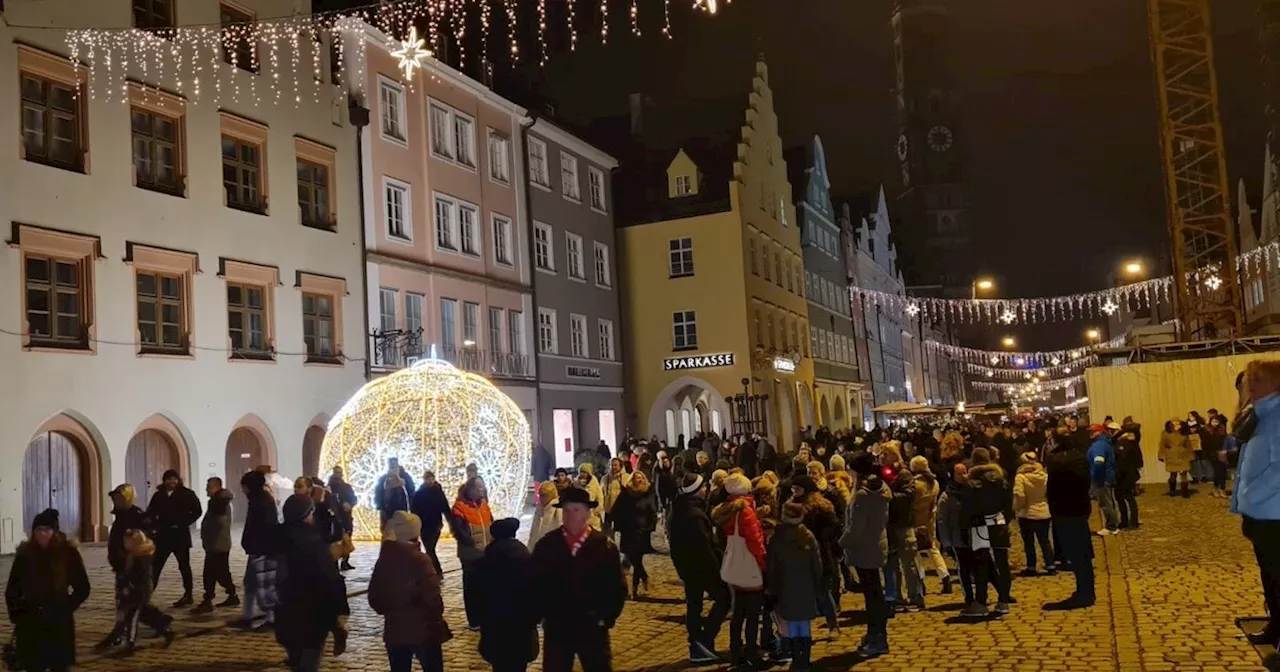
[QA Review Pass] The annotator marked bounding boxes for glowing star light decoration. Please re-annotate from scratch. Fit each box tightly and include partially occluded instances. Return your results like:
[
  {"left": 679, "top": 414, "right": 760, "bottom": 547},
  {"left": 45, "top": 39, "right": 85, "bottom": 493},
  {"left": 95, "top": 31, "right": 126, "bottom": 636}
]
[
  {"left": 319, "top": 357, "right": 531, "bottom": 541},
  {"left": 391, "top": 26, "right": 430, "bottom": 80}
]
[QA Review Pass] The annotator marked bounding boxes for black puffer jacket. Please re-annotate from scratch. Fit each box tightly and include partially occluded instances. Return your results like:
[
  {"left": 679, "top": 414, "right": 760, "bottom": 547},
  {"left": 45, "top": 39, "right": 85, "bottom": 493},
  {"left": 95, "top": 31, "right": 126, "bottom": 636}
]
[
  {"left": 146, "top": 484, "right": 203, "bottom": 549},
  {"left": 962, "top": 463, "right": 1012, "bottom": 549},
  {"left": 108, "top": 505, "right": 148, "bottom": 573},
  {"left": 668, "top": 491, "right": 721, "bottom": 586},
  {"left": 275, "top": 522, "right": 348, "bottom": 650},
  {"left": 241, "top": 489, "right": 279, "bottom": 556}
]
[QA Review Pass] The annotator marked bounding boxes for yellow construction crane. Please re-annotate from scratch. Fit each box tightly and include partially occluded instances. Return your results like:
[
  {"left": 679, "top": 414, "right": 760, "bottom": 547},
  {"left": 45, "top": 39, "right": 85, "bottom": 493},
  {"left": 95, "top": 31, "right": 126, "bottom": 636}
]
[{"left": 1148, "top": 0, "right": 1242, "bottom": 337}]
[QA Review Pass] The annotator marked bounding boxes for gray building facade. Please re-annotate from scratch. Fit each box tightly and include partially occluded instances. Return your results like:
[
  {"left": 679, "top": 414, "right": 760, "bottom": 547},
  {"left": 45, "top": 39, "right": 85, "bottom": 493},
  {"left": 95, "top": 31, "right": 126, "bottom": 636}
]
[
  {"left": 791, "top": 137, "right": 863, "bottom": 431},
  {"left": 527, "top": 119, "right": 625, "bottom": 471},
  {"left": 853, "top": 187, "right": 910, "bottom": 411}
]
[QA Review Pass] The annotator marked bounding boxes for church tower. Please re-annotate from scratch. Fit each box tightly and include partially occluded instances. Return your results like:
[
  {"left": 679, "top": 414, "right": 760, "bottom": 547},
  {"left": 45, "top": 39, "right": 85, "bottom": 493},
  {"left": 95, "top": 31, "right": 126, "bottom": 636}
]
[{"left": 890, "top": 0, "right": 972, "bottom": 295}]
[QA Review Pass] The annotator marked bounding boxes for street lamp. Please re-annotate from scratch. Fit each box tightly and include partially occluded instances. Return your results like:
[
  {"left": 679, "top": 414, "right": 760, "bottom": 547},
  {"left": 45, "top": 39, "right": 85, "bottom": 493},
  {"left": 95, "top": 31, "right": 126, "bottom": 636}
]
[
  {"left": 1001, "top": 336, "right": 1016, "bottom": 348},
  {"left": 1085, "top": 328, "right": 1100, "bottom": 342},
  {"left": 972, "top": 278, "right": 995, "bottom": 300},
  {"left": 1124, "top": 261, "right": 1144, "bottom": 276}
]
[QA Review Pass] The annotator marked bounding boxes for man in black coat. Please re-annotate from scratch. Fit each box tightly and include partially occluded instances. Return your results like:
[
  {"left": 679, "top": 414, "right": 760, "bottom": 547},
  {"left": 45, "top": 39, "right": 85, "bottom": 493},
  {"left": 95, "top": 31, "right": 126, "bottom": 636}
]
[
  {"left": 410, "top": 470, "right": 456, "bottom": 574},
  {"left": 327, "top": 467, "right": 358, "bottom": 571},
  {"left": 737, "top": 437, "right": 759, "bottom": 479},
  {"left": 477, "top": 518, "right": 538, "bottom": 672},
  {"left": 529, "top": 487, "right": 627, "bottom": 672},
  {"left": 374, "top": 457, "right": 415, "bottom": 518},
  {"left": 146, "top": 470, "right": 203, "bottom": 606},
  {"left": 1044, "top": 437, "right": 1095, "bottom": 610},
  {"left": 667, "top": 473, "right": 730, "bottom": 665},
  {"left": 275, "top": 494, "right": 349, "bottom": 670}
]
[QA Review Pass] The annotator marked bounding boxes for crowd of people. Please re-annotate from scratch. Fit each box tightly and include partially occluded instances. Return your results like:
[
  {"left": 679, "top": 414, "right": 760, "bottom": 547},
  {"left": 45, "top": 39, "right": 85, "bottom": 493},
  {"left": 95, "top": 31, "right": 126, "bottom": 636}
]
[{"left": 6, "top": 361, "right": 1274, "bottom": 672}]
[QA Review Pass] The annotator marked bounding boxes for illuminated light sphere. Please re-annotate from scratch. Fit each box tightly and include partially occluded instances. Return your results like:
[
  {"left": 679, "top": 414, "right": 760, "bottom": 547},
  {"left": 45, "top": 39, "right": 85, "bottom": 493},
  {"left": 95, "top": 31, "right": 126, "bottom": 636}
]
[{"left": 319, "top": 358, "right": 532, "bottom": 541}]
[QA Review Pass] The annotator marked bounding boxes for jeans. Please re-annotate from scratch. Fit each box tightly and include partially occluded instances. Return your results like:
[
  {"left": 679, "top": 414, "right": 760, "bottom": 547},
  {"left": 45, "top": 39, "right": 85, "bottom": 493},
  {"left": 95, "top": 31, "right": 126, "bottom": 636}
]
[
  {"left": 972, "top": 548, "right": 1011, "bottom": 604},
  {"left": 153, "top": 544, "right": 193, "bottom": 595},
  {"left": 543, "top": 624, "right": 612, "bottom": 672},
  {"left": 285, "top": 647, "right": 322, "bottom": 672},
  {"left": 683, "top": 579, "right": 730, "bottom": 646},
  {"left": 202, "top": 551, "right": 236, "bottom": 602},
  {"left": 856, "top": 567, "right": 888, "bottom": 635},
  {"left": 1115, "top": 482, "right": 1140, "bottom": 527},
  {"left": 1212, "top": 459, "right": 1229, "bottom": 490},
  {"left": 953, "top": 548, "right": 976, "bottom": 604},
  {"left": 422, "top": 526, "right": 443, "bottom": 575},
  {"left": 461, "top": 561, "right": 482, "bottom": 627},
  {"left": 1243, "top": 516, "right": 1280, "bottom": 628},
  {"left": 1018, "top": 518, "right": 1053, "bottom": 570},
  {"left": 884, "top": 527, "right": 923, "bottom": 603},
  {"left": 386, "top": 643, "right": 444, "bottom": 672},
  {"left": 625, "top": 550, "right": 648, "bottom": 590},
  {"left": 1054, "top": 516, "right": 1096, "bottom": 601},
  {"left": 915, "top": 545, "right": 951, "bottom": 579},
  {"left": 729, "top": 588, "right": 762, "bottom": 658},
  {"left": 1091, "top": 484, "right": 1120, "bottom": 530},
  {"left": 785, "top": 620, "right": 811, "bottom": 638}
]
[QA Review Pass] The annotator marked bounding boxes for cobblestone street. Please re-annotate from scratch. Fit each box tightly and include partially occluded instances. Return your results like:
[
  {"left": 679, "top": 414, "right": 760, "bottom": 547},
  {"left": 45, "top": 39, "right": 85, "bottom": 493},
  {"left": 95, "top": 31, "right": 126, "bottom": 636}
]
[{"left": 0, "top": 488, "right": 1267, "bottom": 671}]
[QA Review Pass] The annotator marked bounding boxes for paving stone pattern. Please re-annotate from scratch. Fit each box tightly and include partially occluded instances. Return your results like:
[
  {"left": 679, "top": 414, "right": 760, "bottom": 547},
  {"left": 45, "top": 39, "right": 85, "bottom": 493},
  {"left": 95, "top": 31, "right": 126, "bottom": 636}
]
[{"left": 0, "top": 489, "right": 1265, "bottom": 671}]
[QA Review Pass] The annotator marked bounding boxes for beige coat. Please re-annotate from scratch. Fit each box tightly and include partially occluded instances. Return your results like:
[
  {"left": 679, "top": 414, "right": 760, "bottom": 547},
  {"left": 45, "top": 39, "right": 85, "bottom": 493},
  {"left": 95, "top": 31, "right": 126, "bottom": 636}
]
[
  {"left": 1013, "top": 463, "right": 1050, "bottom": 520},
  {"left": 910, "top": 476, "right": 939, "bottom": 547},
  {"left": 1159, "top": 431, "right": 1194, "bottom": 473}
]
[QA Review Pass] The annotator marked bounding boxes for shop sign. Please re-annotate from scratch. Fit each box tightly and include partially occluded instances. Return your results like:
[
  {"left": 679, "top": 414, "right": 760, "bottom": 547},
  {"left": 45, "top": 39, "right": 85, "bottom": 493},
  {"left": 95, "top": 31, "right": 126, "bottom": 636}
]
[
  {"left": 772, "top": 357, "right": 797, "bottom": 373},
  {"left": 663, "top": 352, "right": 735, "bottom": 371},
  {"left": 567, "top": 365, "right": 602, "bottom": 379}
]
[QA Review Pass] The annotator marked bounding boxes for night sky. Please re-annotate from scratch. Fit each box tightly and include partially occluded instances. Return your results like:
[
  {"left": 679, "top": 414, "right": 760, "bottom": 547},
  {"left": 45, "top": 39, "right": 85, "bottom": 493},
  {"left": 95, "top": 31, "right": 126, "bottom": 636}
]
[{"left": 513, "top": 0, "right": 1266, "bottom": 350}]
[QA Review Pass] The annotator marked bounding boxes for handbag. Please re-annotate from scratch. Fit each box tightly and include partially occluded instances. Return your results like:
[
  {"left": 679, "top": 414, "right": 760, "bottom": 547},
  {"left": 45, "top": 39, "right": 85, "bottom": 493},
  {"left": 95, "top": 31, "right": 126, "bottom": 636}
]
[{"left": 720, "top": 512, "right": 763, "bottom": 590}]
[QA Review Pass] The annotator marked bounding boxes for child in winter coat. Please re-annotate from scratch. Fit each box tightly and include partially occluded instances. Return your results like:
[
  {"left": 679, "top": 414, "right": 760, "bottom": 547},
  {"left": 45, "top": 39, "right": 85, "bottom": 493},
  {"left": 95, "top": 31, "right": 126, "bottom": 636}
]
[
  {"left": 766, "top": 502, "right": 825, "bottom": 672},
  {"left": 528, "top": 480, "right": 562, "bottom": 548},
  {"left": 119, "top": 529, "right": 175, "bottom": 651}
]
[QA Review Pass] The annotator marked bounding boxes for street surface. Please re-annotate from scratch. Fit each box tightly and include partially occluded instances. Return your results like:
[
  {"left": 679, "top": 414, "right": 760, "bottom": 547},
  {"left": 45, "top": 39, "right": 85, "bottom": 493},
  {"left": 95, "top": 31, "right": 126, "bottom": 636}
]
[{"left": 0, "top": 489, "right": 1265, "bottom": 671}]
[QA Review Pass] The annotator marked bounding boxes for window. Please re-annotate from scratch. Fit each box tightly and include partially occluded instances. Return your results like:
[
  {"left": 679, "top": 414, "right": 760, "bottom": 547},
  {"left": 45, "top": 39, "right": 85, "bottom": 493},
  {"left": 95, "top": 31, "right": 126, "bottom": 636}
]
[
  {"left": 589, "top": 167, "right": 606, "bottom": 211},
  {"left": 463, "top": 302, "right": 479, "bottom": 345},
  {"left": 528, "top": 137, "right": 549, "bottom": 187},
  {"left": 561, "top": 152, "right": 580, "bottom": 200},
  {"left": 379, "top": 288, "right": 397, "bottom": 333},
  {"left": 488, "top": 131, "right": 510, "bottom": 183},
  {"left": 459, "top": 204, "right": 479, "bottom": 255},
  {"left": 780, "top": 198, "right": 788, "bottom": 226},
  {"left": 672, "top": 310, "right": 698, "bottom": 350},
  {"left": 594, "top": 242, "right": 611, "bottom": 287},
  {"left": 509, "top": 310, "right": 524, "bottom": 355},
  {"left": 227, "top": 282, "right": 268, "bottom": 356},
  {"left": 802, "top": 323, "right": 810, "bottom": 357},
  {"left": 134, "top": 0, "right": 174, "bottom": 29},
  {"left": 453, "top": 113, "right": 475, "bottom": 167},
  {"left": 756, "top": 310, "right": 765, "bottom": 345},
  {"left": 25, "top": 255, "right": 86, "bottom": 348},
  {"left": 220, "top": 3, "right": 258, "bottom": 73},
  {"left": 405, "top": 293, "right": 422, "bottom": 334},
  {"left": 538, "top": 308, "right": 558, "bottom": 353},
  {"left": 384, "top": 179, "right": 411, "bottom": 241},
  {"left": 433, "top": 195, "right": 455, "bottom": 250},
  {"left": 668, "top": 237, "right": 694, "bottom": 278},
  {"left": 784, "top": 259, "right": 792, "bottom": 291},
  {"left": 534, "top": 222, "right": 554, "bottom": 271},
  {"left": 297, "top": 159, "right": 330, "bottom": 228},
  {"left": 136, "top": 271, "right": 184, "bottom": 353},
  {"left": 598, "top": 319, "right": 615, "bottom": 360},
  {"left": 795, "top": 268, "right": 803, "bottom": 298},
  {"left": 790, "top": 321, "right": 799, "bottom": 352},
  {"left": 774, "top": 252, "right": 782, "bottom": 287},
  {"left": 566, "top": 233, "right": 585, "bottom": 280},
  {"left": 763, "top": 248, "right": 771, "bottom": 281},
  {"left": 749, "top": 238, "right": 758, "bottom": 275},
  {"left": 570, "top": 313, "right": 588, "bottom": 357},
  {"left": 768, "top": 314, "right": 776, "bottom": 348},
  {"left": 489, "top": 307, "right": 503, "bottom": 352},
  {"left": 302, "top": 292, "right": 336, "bottom": 360},
  {"left": 675, "top": 174, "right": 693, "bottom": 196},
  {"left": 222, "top": 135, "right": 264, "bottom": 213},
  {"left": 379, "top": 77, "right": 406, "bottom": 144},
  {"left": 296, "top": 138, "right": 336, "bottom": 230},
  {"left": 131, "top": 108, "right": 182, "bottom": 194},
  {"left": 492, "top": 215, "right": 513, "bottom": 265},
  {"left": 21, "top": 73, "right": 83, "bottom": 171},
  {"left": 440, "top": 298, "right": 457, "bottom": 349},
  {"left": 429, "top": 103, "right": 451, "bottom": 158}
]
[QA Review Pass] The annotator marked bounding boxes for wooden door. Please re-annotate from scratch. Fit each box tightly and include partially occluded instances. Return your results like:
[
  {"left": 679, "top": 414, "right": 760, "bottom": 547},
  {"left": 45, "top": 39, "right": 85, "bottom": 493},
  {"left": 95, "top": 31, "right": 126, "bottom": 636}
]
[
  {"left": 126, "top": 430, "right": 179, "bottom": 501},
  {"left": 302, "top": 426, "right": 325, "bottom": 479},
  {"left": 225, "top": 428, "right": 264, "bottom": 523},
  {"left": 23, "top": 432, "right": 83, "bottom": 539}
]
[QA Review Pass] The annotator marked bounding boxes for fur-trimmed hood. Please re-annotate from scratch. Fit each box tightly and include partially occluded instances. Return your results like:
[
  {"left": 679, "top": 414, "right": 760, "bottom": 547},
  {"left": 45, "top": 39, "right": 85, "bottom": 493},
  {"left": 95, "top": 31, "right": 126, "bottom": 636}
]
[
  {"left": 711, "top": 495, "right": 750, "bottom": 526},
  {"left": 829, "top": 470, "right": 853, "bottom": 498},
  {"left": 801, "top": 490, "right": 835, "bottom": 514},
  {"left": 969, "top": 462, "right": 1005, "bottom": 483}
]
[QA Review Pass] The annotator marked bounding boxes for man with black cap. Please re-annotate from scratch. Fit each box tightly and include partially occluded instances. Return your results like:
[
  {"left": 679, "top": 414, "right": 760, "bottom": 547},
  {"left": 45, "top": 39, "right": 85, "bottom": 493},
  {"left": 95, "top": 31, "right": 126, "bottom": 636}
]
[
  {"left": 530, "top": 486, "right": 627, "bottom": 672},
  {"left": 668, "top": 472, "right": 730, "bottom": 664},
  {"left": 478, "top": 517, "right": 538, "bottom": 672},
  {"left": 146, "top": 469, "right": 203, "bottom": 606},
  {"left": 276, "top": 493, "right": 349, "bottom": 671},
  {"left": 97, "top": 484, "right": 149, "bottom": 649}
]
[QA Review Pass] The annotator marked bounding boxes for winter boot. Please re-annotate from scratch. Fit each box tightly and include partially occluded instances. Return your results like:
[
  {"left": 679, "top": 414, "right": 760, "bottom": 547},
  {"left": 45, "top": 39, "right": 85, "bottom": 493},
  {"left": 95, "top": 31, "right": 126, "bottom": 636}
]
[
  {"left": 172, "top": 593, "right": 193, "bottom": 608},
  {"left": 770, "top": 638, "right": 792, "bottom": 664},
  {"left": 93, "top": 624, "right": 124, "bottom": 651},
  {"left": 858, "top": 627, "right": 889, "bottom": 657},
  {"left": 1181, "top": 481, "right": 1191, "bottom": 498},
  {"left": 217, "top": 594, "right": 240, "bottom": 608},
  {"left": 192, "top": 599, "right": 215, "bottom": 614},
  {"left": 1168, "top": 480, "right": 1178, "bottom": 496},
  {"left": 941, "top": 574, "right": 954, "bottom": 594},
  {"left": 788, "top": 637, "right": 812, "bottom": 671}
]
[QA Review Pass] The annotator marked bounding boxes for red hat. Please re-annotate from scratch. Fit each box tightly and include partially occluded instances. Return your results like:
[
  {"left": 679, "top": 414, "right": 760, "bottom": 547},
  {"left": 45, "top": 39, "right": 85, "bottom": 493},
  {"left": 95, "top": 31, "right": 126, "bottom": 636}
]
[{"left": 1088, "top": 423, "right": 1106, "bottom": 433}]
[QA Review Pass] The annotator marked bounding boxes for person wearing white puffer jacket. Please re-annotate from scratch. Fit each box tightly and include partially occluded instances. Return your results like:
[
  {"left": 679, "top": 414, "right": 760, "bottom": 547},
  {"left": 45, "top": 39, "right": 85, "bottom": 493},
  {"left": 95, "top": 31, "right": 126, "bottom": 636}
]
[{"left": 1013, "top": 452, "right": 1054, "bottom": 576}]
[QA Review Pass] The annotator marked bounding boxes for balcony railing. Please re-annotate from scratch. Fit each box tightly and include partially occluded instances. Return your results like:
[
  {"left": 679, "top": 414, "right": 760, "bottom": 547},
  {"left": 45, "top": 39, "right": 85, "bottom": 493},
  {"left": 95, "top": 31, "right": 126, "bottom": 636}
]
[{"left": 369, "top": 330, "right": 531, "bottom": 379}]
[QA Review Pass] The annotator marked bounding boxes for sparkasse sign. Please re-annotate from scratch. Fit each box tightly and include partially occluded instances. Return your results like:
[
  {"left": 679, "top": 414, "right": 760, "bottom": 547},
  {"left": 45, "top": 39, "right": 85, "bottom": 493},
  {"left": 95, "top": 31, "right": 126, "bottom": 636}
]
[{"left": 663, "top": 352, "right": 736, "bottom": 371}]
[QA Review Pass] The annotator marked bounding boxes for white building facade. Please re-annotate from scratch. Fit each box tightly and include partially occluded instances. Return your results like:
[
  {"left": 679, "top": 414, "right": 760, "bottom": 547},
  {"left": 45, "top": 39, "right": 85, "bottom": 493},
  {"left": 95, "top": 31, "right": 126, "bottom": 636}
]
[{"left": 0, "top": 0, "right": 367, "bottom": 548}]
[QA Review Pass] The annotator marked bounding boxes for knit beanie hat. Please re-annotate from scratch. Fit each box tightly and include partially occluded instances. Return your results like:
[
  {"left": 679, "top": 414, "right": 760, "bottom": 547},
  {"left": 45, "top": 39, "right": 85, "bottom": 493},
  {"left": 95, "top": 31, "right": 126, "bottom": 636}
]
[
  {"left": 282, "top": 493, "right": 315, "bottom": 524},
  {"left": 31, "top": 508, "right": 59, "bottom": 531},
  {"left": 828, "top": 454, "right": 846, "bottom": 471},
  {"left": 492, "top": 517, "right": 520, "bottom": 539},
  {"left": 781, "top": 501, "right": 805, "bottom": 524},
  {"left": 578, "top": 462, "right": 594, "bottom": 475},
  {"left": 680, "top": 472, "right": 705, "bottom": 495},
  {"left": 971, "top": 447, "right": 991, "bottom": 465},
  {"left": 383, "top": 510, "right": 421, "bottom": 542},
  {"left": 724, "top": 473, "right": 751, "bottom": 496},
  {"left": 909, "top": 455, "right": 931, "bottom": 474}
]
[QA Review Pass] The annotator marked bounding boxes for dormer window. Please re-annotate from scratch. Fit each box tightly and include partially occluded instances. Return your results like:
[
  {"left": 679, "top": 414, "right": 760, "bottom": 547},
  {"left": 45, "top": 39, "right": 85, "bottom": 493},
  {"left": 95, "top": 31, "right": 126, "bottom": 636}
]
[{"left": 674, "top": 174, "right": 693, "bottom": 197}]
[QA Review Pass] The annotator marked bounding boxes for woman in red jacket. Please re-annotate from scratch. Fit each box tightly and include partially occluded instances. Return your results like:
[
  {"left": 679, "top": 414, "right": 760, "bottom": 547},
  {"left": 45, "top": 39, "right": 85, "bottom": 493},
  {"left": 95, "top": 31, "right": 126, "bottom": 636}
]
[{"left": 711, "top": 472, "right": 767, "bottom": 668}]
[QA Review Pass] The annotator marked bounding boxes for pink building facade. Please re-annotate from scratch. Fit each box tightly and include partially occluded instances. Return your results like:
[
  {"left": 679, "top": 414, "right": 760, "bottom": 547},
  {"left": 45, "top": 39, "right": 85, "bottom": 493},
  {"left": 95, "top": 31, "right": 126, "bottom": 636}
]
[{"left": 352, "top": 25, "right": 537, "bottom": 426}]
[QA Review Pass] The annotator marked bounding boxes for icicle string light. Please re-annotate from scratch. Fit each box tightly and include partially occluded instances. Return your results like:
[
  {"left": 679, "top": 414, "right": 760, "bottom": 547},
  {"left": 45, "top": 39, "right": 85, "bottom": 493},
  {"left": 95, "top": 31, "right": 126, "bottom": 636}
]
[
  {"left": 601, "top": 0, "right": 609, "bottom": 44},
  {"left": 631, "top": 0, "right": 640, "bottom": 36},
  {"left": 568, "top": 0, "right": 578, "bottom": 51},
  {"left": 504, "top": 0, "right": 519, "bottom": 59}
]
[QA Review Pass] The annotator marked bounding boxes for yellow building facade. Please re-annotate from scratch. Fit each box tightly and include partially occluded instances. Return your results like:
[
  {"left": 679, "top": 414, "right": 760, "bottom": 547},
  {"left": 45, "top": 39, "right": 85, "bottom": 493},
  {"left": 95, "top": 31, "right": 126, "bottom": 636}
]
[{"left": 619, "top": 60, "right": 814, "bottom": 453}]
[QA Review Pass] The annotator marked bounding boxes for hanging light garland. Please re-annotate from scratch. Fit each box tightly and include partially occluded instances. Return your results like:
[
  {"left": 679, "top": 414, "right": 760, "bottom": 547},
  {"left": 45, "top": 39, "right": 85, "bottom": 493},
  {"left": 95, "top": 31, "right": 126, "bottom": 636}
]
[
  {"left": 972, "top": 373, "right": 1085, "bottom": 393},
  {"left": 964, "top": 356, "right": 1095, "bottom": 380},
  {"left": 53, "top": 0, "right": 721, "bottom": 107},
  {"left": 925, "top": 336, "right": 1123, "bottom": 367}
]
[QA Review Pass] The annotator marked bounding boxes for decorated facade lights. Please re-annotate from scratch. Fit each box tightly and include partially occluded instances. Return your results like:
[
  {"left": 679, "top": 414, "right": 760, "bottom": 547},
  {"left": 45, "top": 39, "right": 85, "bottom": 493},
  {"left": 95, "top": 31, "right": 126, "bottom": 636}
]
[
  {"left": 1100, "top": 299, "right": 1119, "bottom": 315},
  {"left": 905, "top": 302, "right": 920, "bottom": 317},
  {"left": 391, "top": 25, "right": 430, "bottom": 80},
  {"left": 927, "top": 336, "right": 1123, "bottom": 366},
  {"left": 973, "top": 373, "right": 1085, "bottom": 392}
]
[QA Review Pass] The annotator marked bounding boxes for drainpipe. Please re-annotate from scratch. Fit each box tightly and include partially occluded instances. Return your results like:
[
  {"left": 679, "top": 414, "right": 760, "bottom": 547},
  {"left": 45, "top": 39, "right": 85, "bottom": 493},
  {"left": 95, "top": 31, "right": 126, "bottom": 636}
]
[
  {"left": 349, "top": 97, "right": 372, "bottom": 380},
  {"left": 519, "top": 113, "right": 543, "bottom": 450}
]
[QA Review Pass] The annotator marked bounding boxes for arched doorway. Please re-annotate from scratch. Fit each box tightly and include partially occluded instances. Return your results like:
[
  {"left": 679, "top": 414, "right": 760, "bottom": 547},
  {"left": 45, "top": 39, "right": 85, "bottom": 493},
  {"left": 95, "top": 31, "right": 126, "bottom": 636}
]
[
  {"left": 225, "top": 424, "right": 270, "bottom": 523},
  {"left": 819, "top": 395, "right": 831, "bottom": 428},
  {"left": 834, "top": 394, "right": 846, "bottom": 429},
  {"left": 23, "top": 412, "right": 105, "bottom": 542},
  {"left": 646, "top": 376, "right": 733, "bottom": 450},
  {"left": 774, "top": 380, "right": 798, "bottom": 453},
  {"left": 126, "top": 429, "right": 180, "bottom": 498},
  {"left": 302, "top": 426, "right": 325, "bottom": 478}
]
